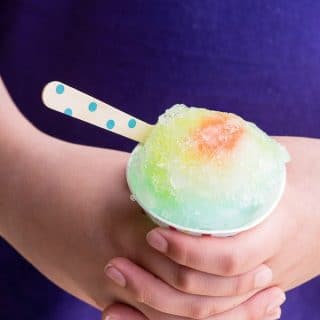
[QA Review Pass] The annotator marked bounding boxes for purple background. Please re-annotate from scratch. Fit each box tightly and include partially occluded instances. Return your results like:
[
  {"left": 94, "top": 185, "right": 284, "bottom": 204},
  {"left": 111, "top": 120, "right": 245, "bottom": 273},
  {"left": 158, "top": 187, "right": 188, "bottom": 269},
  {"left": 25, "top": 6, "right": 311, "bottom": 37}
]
[{"left": 1, "top": 1, "right": 319, "bottom": 319}]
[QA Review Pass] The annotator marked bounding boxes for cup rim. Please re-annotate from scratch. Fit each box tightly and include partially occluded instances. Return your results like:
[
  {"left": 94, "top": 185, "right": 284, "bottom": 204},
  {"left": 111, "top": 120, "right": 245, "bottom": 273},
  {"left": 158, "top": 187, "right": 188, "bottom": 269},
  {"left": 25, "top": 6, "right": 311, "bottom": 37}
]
[{"left": 127, "top": 144, "right": 286, "bottom": 235}]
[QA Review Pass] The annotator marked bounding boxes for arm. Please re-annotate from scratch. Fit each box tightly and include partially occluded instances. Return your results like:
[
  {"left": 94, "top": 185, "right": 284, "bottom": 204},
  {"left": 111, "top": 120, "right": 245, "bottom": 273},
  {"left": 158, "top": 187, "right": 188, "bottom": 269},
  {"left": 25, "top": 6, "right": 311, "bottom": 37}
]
[
  {"left": 0, "top": 77, "right": 286, "bottom": 320},
  {"left": 0, "top": 77, "right": 40, "bottom": 236},
  {"left": 0, "top": 77, "right": 133, "bottom": 305}
]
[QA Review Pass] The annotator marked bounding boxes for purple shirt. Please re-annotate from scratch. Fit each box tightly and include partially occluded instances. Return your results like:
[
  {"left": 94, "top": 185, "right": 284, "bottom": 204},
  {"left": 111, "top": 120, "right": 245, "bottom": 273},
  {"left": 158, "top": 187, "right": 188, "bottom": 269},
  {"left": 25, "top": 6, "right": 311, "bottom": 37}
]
[{"left": 1, "top": 1, "right": 319, "bottom": 319}]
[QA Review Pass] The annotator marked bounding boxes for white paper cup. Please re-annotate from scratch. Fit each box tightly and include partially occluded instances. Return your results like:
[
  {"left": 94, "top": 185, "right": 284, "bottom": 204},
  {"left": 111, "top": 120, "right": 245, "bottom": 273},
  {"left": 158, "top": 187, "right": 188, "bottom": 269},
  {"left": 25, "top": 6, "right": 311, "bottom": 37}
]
[{"left": 127, "top": 145, "right": 286, "bottom": 237}]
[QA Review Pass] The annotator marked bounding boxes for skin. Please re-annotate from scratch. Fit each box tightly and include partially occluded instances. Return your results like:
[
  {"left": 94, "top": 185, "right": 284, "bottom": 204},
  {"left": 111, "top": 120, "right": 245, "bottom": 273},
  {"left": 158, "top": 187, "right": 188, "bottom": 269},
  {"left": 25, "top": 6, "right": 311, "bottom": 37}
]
[
  {"left": 104, "top": 139, "right": 320, "bottom": 319},
  {"left": 2, "top": 76, "right": 316, "bottom": 320},
  {"left": 145, "top": 135, "right": 320, "bottom": 291}
]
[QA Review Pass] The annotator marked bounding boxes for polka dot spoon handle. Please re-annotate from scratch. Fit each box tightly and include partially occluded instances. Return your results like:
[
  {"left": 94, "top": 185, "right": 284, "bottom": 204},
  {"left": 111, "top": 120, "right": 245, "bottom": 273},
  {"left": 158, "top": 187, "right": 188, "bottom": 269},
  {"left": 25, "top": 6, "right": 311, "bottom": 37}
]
[{"left": 42, "top": 81, "right": 153, "bottom": 143}]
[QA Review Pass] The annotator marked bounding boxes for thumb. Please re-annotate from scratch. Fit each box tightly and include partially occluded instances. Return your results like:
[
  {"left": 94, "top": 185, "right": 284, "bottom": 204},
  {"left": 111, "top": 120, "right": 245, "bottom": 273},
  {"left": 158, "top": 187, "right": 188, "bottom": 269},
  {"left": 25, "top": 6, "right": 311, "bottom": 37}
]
[{"left": 102, "top": 303, "right": 148, "bottom": 320}]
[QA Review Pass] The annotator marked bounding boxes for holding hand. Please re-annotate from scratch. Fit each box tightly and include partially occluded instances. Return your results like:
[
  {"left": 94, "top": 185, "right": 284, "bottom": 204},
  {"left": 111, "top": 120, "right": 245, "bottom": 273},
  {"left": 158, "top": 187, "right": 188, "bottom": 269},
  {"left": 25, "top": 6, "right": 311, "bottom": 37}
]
[
  {"left": 1, "top": 129, "right": 283, "bottom": 320},
  {"left": 1, "top": 79, "right": 314, "bottom": 320},
  {"left": 121, "top": 137, "right": 318, "bottom": 319}
]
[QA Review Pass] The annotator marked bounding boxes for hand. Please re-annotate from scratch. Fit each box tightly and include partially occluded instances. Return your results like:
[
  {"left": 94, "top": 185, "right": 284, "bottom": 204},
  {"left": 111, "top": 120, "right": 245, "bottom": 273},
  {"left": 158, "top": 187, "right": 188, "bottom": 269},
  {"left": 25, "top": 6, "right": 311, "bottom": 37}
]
[
  {"left": 144, "top": 137, "right": 320, "bottom": 318},
  {"left": 102, "top": 288, "right": 283, "bottom": 320},
  {"left": 0, "top": 78, "right": 286, "bottom": 319},
  {"left": 1, "top": 130, "right": 284, "bottom": 320}
]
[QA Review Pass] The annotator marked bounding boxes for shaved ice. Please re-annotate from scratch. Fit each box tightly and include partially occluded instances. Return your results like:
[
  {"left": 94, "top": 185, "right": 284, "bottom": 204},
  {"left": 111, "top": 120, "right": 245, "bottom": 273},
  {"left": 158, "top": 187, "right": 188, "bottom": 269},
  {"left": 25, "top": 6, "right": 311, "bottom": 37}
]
[{"left": 127, "top": 105, "right": 290, "bottom": 231}]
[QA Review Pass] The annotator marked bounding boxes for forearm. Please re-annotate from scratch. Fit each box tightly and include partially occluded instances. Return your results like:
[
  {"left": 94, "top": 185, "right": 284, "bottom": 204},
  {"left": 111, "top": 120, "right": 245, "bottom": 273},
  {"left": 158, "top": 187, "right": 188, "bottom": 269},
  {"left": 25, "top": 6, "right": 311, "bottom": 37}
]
[
  {"left": 0, "top": 78, "right": 127, "bottom": 252},
  {"left": 0, "top": 77, "right": 39, "bottom": 235},
  {"left": 0, "top": 77, "right": 37, "bottom": 144},
  {"left": 276, "top": 135, "right": 320, "bottom": 274},
  {"left": 0, "top": 122, "right": 133, "bottom": 305}
]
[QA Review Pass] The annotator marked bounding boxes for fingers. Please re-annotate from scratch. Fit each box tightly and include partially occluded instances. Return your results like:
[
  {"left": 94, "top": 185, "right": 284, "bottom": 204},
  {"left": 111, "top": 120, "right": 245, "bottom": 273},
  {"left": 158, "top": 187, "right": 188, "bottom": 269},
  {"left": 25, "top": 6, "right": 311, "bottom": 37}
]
[
  {"left": 205, "top": 287, "right": 286, "bottom": 320},
  {"left": 140, "top": 250, "right": 273, "bottom": 296},
  {"left": 131, "top": 288, "right": 285, "bottom": 320},
  {"left": 102, "top": 303, "right": 148, "bottom": 320},
  {"left": 102, "top": 287, "right": 285, "bottom": 320},
  {"left": 146, "top": 221, "right": 281, "bottom": 276},
  {"left": 104, "top": 257, "right": 257, "bottom": 319},
  {"left": 167, "top": 263, "right": 273, "bottom": 297}
]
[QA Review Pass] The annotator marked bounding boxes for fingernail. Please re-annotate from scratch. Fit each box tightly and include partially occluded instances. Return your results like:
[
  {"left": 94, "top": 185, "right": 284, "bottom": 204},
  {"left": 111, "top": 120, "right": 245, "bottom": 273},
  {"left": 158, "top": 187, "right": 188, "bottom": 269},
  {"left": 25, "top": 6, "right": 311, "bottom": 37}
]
[
  {"left": 266, "top": 293, "right": 286, "bottom": 315},
  {"left": 265, "top": 307, "right": 281, "bottom": 320},
  {"left": 105, "top": 264, "right": 126, "bottom": 287},
  {"left": 254, "top": 266, "right": 273, "bottom": 288},
  {"left": 146, "top": 231, "right": 168, "bottom": 253}
]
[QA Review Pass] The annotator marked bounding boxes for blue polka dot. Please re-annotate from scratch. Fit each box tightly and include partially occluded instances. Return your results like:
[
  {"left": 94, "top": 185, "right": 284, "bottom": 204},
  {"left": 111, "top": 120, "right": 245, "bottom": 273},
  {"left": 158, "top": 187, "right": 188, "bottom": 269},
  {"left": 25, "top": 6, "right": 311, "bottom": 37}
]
[
  {"left": 106, "top": 119, "right": 115, "bottom": 129},
  {"left": 64, "top": 108, "right": 73, "bottom": 116},
  {"left": 128, "top": 118, "right": 137, "bottom": 128},
  {"left": 88, "top": 102, "right": 97, "bottom": 112},
  {"left": 56, "top": 84, "right": 64, "bottom": 94}
]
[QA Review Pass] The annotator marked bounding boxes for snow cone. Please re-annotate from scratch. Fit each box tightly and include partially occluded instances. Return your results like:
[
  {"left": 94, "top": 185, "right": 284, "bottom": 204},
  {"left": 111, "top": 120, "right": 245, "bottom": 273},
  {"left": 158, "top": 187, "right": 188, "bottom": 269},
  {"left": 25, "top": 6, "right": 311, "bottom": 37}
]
[
  {"left": 127, "top": 105, "right": 289, "bottom": 237},
  {"left": 42, "top": 82, "right": 289, "bottom": 236}
]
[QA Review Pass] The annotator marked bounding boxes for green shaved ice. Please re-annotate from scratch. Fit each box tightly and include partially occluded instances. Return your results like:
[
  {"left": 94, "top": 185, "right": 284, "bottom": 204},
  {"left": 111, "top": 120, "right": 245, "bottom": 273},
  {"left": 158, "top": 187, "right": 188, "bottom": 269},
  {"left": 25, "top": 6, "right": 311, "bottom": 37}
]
[{"left": 127, "top": 105, "right": 290, "bottom": 232}]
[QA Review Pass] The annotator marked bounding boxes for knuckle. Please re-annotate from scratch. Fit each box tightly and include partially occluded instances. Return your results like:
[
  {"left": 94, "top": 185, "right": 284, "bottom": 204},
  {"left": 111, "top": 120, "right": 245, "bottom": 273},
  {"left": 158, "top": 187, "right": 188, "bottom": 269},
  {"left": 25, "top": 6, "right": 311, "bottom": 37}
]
[
  {"left": 188, "top": 303, "right": 209, "bottom": 319},
  {"left": 171, "top": 240, "right": 190, "bottom": 265},
  {"left": 220, "top": 250, "right": 243, "bottom": 276},
  {"left": 170, "top": 238, "right": 201, "bottom": 267},
  {"left": 188, "top": 301, "right": 218, "bottom": 319},
  {"left": 133, "top": 285, "right": 150, "bottom": 304},
  {"left": 175, "top": 266, "right": 195, "bottom": 292},
  {"left": 231, "top": 275, "right": 247, "bottom": 296}
]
